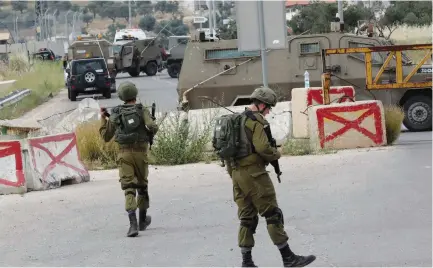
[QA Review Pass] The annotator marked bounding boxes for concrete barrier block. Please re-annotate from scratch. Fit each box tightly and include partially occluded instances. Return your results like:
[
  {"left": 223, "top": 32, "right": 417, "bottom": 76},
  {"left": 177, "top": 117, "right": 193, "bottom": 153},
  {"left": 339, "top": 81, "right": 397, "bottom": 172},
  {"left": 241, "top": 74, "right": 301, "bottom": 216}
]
[
  {"left": 0, "top": 140, "right": 27, "bottom": 195},
  {"left": 308, "top": 100, "right": 387, "bottom": 151},
  {"left": 292, "top": 86, "right": 355, "bottom": 138},
  {"left": 26, "top": 132, "right": 90, "bottom": 191},
  {"left": 160, "top": 102, "right": 292, "bottom": 152}
]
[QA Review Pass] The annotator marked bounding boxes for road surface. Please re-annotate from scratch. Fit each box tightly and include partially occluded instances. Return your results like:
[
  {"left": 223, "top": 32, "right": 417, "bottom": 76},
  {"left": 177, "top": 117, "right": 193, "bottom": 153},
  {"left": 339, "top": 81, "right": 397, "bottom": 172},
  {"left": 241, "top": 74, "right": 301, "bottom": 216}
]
[
  {"left": 18, "top": 70, "right": 179, "bottom": 128},
  {"left": 0, "top": 131, "right": 431, "bottom": 267}
]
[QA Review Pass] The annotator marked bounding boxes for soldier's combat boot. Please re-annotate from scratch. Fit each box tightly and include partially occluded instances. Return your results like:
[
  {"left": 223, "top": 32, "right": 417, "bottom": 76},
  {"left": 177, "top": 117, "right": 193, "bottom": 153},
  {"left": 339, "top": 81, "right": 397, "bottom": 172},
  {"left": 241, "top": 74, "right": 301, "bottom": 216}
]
[
  {"left": 241, "top": 250, "right": 258, "bottom": 267},
  {"left": 279, "top": 244, "right": 316, "bottom": 267},
  {"left": 127, "top": 211, "right": 139, "bottom": 237},
  {"left": 138, "top": 209, "right": 152, "bottom": 231}
]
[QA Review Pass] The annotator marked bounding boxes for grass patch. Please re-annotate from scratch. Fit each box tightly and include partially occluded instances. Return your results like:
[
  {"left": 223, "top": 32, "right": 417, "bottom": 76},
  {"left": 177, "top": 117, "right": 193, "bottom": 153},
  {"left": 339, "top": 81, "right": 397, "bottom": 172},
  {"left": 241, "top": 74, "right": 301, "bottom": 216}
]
[
  {"left": 384, "top": 105, "right": 405, "bottom": 145},
  {"left": 281, "top": 138, "right": 337, "bottom": 156},
  {"left": 0, "top": 55, "right": 65, "bottom": 120}
]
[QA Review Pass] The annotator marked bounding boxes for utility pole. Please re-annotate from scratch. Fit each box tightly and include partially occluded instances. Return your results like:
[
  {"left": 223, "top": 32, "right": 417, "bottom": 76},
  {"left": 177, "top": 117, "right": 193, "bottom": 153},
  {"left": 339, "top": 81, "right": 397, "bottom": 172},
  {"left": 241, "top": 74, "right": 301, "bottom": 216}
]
[
  {"left": 128, "top": 0, "right": 132, "bottom": 28},
  {"left": 337, "top": 0, "right": 344, "bottom": 32},
  {"left": 257, "top": 0, "right": 268, "bottom": 87}
]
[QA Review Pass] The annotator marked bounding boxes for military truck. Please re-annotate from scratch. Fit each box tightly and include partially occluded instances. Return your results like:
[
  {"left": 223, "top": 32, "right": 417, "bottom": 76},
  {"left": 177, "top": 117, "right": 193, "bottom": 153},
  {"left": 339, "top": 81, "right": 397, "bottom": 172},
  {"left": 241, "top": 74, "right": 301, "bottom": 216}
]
[
  {"left": 113, "top": 36, "right": 162, "bottom": 77},
  {"left": 166, "top": 35, "right": 190, "bottom": 78},
  {"left": 67, "top": 37, "right": 116, "bottom": 78},
  {"left": 178, "top": 28, "right": 432, "bottom": 132}
]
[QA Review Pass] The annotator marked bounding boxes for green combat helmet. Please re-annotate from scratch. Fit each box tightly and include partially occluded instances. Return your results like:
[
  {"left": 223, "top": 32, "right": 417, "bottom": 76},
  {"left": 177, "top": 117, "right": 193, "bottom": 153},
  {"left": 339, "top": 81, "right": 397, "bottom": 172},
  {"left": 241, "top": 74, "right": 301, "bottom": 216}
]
[
  {"left": 118, "top": 81, "right": 138, "bottom": 101},
  {"left": 250, "top": 86, "right": 278, "bottom": 107}
]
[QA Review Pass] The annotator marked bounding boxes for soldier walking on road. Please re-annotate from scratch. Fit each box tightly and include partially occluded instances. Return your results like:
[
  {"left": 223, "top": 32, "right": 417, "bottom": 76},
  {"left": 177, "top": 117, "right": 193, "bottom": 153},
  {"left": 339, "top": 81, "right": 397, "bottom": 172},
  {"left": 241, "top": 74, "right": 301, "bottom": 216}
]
[
  {"left": 99, "top": 81, "right": 159, "bottom": 237},
  {"left": 223, "top": 87, "right": 316, "bottom": 267}
]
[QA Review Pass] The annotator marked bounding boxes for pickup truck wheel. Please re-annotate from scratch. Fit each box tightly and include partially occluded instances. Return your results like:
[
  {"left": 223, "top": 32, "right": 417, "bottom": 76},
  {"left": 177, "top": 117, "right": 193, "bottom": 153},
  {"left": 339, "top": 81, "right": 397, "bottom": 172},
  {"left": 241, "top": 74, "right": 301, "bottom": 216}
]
[
  {"left": 168, "top": 63, "right": 181, "bottom": 78},
  {"left": 403, "top": 95, "right": 432, "bottom": 132}
]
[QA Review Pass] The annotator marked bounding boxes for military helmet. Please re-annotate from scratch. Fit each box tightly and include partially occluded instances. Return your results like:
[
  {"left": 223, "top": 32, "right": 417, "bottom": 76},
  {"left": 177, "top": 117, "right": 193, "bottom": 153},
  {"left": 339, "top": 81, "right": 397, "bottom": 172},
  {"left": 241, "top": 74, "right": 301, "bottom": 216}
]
[
  {"left": 117, "top": 81, "right": 138, "bottom": 101},
  {"left": 250, "top": 86, "right": 278, "bottom": 107}
]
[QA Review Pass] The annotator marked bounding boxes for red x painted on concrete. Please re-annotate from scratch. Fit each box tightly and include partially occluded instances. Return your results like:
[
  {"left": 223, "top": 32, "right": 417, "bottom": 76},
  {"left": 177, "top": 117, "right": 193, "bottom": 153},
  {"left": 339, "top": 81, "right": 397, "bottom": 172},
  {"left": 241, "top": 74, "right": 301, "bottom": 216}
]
[
  {"left": 0, "top": 141, "right": 25, "bottom": 187},
  {"left": 28, "top": 133, "right": 88, "bottom": 183},
  {"left": 307, "top": 87, "right": 355, "bottom": 106},
  {"left": 316, "top": 103, "right": 384, "bottom": 148}
]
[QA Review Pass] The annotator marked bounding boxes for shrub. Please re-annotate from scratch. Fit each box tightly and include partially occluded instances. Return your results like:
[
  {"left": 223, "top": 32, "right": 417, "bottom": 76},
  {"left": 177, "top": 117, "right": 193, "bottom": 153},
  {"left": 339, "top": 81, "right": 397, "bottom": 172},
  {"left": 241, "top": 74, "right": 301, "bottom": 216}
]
[
  {"left": 281, "top": 138, "right": 312, "bottom": 156},
  {"left": 151, "top": 110, "right": 217, "bottom": 165},
  {"left": 75, "top": 120, "right": 119, "bottom": 170},
  {"left": 0, "top": 56, "right": 64, "bottom": 120},
  {"left": 384, "top": 105, "right": 405, "bottom": 145}
]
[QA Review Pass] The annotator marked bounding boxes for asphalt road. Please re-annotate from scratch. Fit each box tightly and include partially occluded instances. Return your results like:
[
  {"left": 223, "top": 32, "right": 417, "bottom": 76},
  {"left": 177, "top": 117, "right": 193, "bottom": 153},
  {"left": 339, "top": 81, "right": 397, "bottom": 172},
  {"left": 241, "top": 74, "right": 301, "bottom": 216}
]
[
  {"left": 19, "top": 70, "right": 179, "bottom": 127},
  {"left": 0, "top": 131, "right": 431, "bottom": 267}
]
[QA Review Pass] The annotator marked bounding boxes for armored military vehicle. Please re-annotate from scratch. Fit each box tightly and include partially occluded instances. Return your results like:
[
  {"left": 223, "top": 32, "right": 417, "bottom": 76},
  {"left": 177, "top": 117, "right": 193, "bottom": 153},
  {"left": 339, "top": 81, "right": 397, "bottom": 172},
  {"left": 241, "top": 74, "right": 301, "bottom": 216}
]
[
  {"left": 166, "top": 35, "right": 190, "bottom": 78},
  {"left": 113, "top": 36, "right": 162, "bottom": 77},
  {"left": 178, "top": 28, "right": 432, "bottom": 132},
  {"left": 67, "top": 36, "right": 116, "bottom": 78}
]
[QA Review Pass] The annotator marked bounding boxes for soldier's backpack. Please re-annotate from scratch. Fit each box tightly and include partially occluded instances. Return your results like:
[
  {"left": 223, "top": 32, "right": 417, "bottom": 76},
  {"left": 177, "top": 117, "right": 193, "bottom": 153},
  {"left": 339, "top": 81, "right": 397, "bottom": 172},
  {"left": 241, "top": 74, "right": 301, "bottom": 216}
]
[
  {"left": 112, "top": 104, "right": 146, "bottom": 144},
  {"left": 212, "top": 111, "right": 253, "bottom": 160}
]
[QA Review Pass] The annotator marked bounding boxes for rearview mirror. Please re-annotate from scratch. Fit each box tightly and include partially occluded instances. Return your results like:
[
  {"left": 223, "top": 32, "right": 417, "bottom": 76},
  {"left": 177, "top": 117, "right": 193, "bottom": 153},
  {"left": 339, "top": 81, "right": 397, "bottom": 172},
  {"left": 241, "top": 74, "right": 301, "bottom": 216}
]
[{"left": 65, "top": 68, "right": 70, "bottom": 73}]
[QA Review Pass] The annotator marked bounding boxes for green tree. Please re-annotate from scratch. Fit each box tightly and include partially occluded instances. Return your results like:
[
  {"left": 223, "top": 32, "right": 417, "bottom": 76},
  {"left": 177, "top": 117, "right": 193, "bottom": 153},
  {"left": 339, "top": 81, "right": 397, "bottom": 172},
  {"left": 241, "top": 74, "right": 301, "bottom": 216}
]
[
  {"left": 82, "top": 13, "right": 94, "bottom": 27},
  {"left": 87, "top": 1, "right": 99, "bottom": 18},
  {"left": 98, "top": 2, "right": 122, "bottom": 23},
  {"left": 288, "top": 1, "right": 338, "bottom": 34},
  {"left": 118, "top": 3, "right": 137, "bottom": 23},
  {"left": 137, "top": 1, "right": 154, "bottom": 15},
  {"left": 71, "top": 4, "right": 80, "bottom": 12},
  {"left": 139, "top": 15, "right": 156, "bottom": 31},
  {"left": 103, "top": 22, "right": 127, "bottom": 41},
  {"left": 218, "top": 20, "right": 237, "bottom": 39},
  {"left": 11, "top": 0, "right": 27, "bottom": 14}
]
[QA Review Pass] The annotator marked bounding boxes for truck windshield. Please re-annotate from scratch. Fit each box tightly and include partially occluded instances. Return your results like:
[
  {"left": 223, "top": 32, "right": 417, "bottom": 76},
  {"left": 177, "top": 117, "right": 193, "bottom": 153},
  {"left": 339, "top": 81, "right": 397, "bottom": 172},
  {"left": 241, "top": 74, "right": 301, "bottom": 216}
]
[{"left": 113, "top": 45, "right": 122, "bottom": 54}]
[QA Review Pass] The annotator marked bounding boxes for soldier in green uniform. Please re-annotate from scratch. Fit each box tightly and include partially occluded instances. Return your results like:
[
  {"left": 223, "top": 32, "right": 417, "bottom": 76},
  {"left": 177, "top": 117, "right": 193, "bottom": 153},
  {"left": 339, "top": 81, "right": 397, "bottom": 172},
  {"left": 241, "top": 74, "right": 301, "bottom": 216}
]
[
  {"left": 227, "top": 87, "right": 316, "bottom": 267},
  {"left": 99, "top": 81, "right": 158, "bottom": 237}
]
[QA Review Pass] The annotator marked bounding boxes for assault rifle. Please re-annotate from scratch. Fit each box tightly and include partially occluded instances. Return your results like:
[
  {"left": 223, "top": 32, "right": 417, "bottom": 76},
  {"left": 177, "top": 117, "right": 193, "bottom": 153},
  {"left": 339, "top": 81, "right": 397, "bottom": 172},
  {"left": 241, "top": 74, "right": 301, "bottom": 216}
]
[
  {"left": 263, "top": 124, "right": 282, "bottom": 183},
  {"left": 198, "top": 96, "right": 282, "bottom": 183},
  {"left": 149, "top": 102, "right": 156, "bottom": 150}
]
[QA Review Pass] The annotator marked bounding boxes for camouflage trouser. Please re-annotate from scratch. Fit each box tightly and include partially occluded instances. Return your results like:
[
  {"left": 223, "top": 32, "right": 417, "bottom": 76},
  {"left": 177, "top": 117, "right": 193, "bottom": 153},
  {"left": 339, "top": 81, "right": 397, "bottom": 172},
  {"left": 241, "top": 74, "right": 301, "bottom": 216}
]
[
  {"left": 117, "top": 150, "right": 150, "bottom": 212},
  {"left": 232, "top": 163, "right": 289, "bottom": 248}
]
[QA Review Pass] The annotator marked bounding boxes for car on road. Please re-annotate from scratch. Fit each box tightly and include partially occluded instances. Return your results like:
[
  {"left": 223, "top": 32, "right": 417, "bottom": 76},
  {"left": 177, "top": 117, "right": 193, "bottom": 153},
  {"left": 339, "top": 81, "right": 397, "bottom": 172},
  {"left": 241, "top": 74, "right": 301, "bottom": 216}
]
[
  {"left": 32, "top": 48, "right": 59, "bottom": 61},
  {"left": 65, "top": 58, "right": 116, "bottom": 101}
]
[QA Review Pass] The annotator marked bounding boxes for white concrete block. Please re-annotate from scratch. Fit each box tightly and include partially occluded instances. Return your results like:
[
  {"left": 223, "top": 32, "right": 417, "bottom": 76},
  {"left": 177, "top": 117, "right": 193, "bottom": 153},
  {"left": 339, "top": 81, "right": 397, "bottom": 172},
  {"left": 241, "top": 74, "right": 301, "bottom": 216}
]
[
  {"left": 308, "top": 100, "right": 387, "bottom": 151},
  {"left": 158, "top": 102, "right": 292, "bottom": 152},
  {"left": 26, "top": 132, "right": 90, "bottom": 191},
  {"left": 0, "top": 140, "right": 27, "bottom": 195},
  {"left": 292, "top": 86, "right": 356, "bottom": 139}
]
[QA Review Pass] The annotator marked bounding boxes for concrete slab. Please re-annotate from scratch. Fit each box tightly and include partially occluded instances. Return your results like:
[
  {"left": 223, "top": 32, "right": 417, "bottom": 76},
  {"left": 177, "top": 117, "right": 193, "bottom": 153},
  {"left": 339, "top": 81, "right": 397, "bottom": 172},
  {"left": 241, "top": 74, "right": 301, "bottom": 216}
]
[
  {"left": 0, "top": 137, "right": 430, "bottom": 266},
  {"left": 0, "top": 140, "right": 26, "bottom": 195},
  {"left": 308, "top": 100, "right": 387, "bottom": 151},
  {"left": 292, "top": 86, "right": 355, "bottom": 139},
  {"left": 26, "top": 132, "right": 90, "bottom": 191}
]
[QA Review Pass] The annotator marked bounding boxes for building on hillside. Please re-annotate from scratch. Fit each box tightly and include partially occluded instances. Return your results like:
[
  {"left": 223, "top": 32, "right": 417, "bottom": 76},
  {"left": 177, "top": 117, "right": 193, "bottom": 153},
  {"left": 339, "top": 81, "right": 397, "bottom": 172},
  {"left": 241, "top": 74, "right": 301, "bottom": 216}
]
[{"left": 0, "top": 32, "right": 14, "bottom": 45}]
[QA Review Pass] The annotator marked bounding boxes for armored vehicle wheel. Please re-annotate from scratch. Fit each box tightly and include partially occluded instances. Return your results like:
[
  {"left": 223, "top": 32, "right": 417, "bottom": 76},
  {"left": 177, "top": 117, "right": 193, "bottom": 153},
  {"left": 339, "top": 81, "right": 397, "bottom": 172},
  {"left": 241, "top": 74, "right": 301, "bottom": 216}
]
[
  {"left": 128, "top": 69, "right": 140, "bottom": 77},
  {"left": 403, "top": 94, "right": 432, "bottom": 132},
  {"left": 145, "top": 61, "right": 158, "bottom": 76},
  {"left": 168, "top": 63, "right": 181, "bottom": 78}
]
